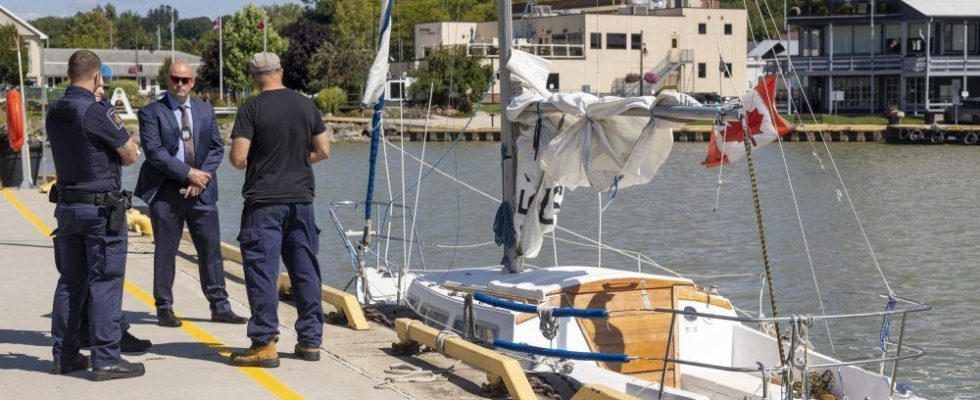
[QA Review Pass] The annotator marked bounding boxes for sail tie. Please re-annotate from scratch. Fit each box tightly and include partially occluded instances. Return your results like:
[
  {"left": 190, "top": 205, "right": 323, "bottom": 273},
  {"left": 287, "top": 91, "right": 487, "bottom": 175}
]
[{"left": 537, "top": 304, "right": 559, "bottom": 340}]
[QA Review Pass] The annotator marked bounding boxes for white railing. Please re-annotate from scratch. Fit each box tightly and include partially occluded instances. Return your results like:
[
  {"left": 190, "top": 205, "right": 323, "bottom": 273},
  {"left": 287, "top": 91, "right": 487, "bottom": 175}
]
[{"left": 422, "top": 43, "right": 586, "bottom": 60}]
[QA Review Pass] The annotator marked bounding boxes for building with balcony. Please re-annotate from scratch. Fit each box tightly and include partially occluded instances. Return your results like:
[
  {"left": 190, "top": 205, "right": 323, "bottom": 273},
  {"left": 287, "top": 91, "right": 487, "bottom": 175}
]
[
  {"left": 413, "top": 1, "right": 747, "bottom": 99},
  {"left": 0, "top": 4, "right": 47, "bottom": 86},
  {"left": 787, "top": 0, "right": 980, "bottom": 114}
]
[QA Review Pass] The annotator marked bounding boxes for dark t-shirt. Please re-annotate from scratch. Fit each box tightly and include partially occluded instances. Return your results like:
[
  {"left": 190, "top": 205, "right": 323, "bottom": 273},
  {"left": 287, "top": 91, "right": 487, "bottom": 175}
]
[{"left": 231, "top": 89, "right": 325, "bottom": 206}]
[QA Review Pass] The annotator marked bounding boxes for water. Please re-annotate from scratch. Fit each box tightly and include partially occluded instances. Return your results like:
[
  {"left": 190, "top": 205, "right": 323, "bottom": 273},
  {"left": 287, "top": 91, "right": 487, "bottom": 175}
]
[{"left": 79, "top": 140, "right": 977, "bottom": 398}]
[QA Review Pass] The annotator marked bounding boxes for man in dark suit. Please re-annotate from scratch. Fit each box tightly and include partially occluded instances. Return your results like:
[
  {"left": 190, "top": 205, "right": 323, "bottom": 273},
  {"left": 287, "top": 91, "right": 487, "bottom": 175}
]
[{"left": 135, "top": 59, "right": 246, "bottom": 327}]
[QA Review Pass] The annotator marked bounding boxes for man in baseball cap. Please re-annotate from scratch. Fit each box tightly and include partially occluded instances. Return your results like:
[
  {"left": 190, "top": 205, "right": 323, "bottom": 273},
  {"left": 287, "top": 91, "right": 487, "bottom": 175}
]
[{"left": 228, "top": 52, "right": 330, "bottom": 367}]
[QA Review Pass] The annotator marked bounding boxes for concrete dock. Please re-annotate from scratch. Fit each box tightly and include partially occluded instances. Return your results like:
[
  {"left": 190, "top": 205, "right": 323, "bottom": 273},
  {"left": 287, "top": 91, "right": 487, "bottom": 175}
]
[{"left": 0, "top": 188, "right": 489, "bottom": 400}]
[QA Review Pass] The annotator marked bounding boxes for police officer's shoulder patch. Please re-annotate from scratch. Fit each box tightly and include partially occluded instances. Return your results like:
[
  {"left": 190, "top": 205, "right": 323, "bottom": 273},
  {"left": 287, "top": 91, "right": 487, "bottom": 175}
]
[{"left": 106, "top": 108, "right": 125, "bottom": 130}]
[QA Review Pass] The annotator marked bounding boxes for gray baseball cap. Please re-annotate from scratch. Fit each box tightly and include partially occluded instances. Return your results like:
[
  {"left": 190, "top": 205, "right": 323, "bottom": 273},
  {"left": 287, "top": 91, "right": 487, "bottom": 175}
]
[{"left": 249, "top": 52, "right": 281, "bottom": 74}]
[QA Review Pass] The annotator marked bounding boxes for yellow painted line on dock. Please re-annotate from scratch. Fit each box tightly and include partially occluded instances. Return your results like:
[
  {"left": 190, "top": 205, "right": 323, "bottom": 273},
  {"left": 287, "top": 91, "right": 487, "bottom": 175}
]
[{"left": 1, "top": 188, "right": 303, "bottom": 400}]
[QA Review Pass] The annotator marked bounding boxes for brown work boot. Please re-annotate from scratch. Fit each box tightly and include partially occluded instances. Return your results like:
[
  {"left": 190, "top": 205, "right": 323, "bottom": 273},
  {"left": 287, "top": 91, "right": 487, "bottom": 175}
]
[
  {"left": 293, "top": 344, "right": 320, "bottom": 361},
  {"left": 230, "top": 338, "right": 279, "bottom": 368}
]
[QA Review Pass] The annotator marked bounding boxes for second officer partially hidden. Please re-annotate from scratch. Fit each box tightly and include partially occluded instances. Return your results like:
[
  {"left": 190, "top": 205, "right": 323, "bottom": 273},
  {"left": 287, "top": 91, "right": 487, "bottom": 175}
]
[{"left": 47, "top": 50, "right": 145, "bottom": 381}]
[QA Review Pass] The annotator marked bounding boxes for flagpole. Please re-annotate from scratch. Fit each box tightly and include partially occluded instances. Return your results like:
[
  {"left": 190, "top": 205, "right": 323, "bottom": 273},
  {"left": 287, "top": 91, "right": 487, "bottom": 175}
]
[
  {"left": 170, "top": 11, "right": 175, "bottom": 60},
  {"left": 15, "top": 36, "right": 32, "bottom": 189},
  {"left": 219, "top": 16, "right": 224, "bottom": 102},
  {"left": 263, "top": 18, "right": 267, "bottom": 52}
]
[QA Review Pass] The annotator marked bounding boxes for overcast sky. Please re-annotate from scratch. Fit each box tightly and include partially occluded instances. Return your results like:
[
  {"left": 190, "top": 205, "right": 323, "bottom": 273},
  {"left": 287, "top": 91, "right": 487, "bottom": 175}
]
[{"left": 5, "top": 0, "right": 303, "bottom": 21}]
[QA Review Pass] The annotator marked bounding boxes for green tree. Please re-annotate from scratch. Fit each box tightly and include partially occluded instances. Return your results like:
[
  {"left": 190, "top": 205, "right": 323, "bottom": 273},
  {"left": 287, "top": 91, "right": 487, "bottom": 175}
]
[
  {"left": 0, "top": 24, "right": 30, "bottom": 85},
  {"left": 158, "top": 57, "right": 172, "bottom": 89},
  {"left": 309, "top": 40, "right": 373, "bottom": 94},
  {"left": 62, "top": 10, "right": 112, "bottom": 48},
  {"left": 315, "top": 87, "right": 347, "bottom": 115},
  {"left": 408, "top": 47, "right": 493, "bottom": 113},
  {"left": 30, "top": 16, "right": 69, "bottom": 47},
  {"left": 264, "top": 3, "right": 305, "bottom": 31},
  {"left": 114, "top": 11, "right": 148, "bottom": 49},
  {"left": 205, "top": 4, "right": 287, "bottom": 91}
]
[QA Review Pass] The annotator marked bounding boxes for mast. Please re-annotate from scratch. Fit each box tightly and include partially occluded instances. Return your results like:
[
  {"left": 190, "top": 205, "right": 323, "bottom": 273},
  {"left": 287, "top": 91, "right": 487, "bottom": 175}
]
[{"left": 498, "top": 0, "right": 520, "bottom": 273}]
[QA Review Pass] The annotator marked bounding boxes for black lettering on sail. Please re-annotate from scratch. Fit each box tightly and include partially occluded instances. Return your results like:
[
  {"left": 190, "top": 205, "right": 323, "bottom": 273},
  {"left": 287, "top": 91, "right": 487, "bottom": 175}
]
[
  {"left": 538, "top": 188, "right": 554, "bottom": 225},
  {"left": 517, "top": 189, "right": 535, "bottom": 215}
]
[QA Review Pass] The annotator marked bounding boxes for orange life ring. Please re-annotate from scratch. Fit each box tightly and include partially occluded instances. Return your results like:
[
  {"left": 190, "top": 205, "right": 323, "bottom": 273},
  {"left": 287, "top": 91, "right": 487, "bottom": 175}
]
[{"left": 6, "top": 89, "right": 24, "bottom": 152}]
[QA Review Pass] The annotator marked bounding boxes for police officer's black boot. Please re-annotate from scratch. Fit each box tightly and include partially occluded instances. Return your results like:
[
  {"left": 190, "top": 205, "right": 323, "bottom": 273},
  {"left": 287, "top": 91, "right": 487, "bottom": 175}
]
[
  {"left": 51, "top": 354, "right": 89, "bottom": 375},
  {"left": 92, "top": 360, "right": 146, "bottom": 381},
  {"left": 119, "top": 331, "right": 152, "bottom": 353}
]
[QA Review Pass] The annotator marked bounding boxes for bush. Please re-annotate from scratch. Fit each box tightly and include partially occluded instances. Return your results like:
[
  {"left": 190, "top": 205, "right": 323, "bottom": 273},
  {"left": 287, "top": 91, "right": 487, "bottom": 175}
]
[
  {"left": 105, "top": 79, "right": 146, "bottom": 107},
  {"left": 315, "top": 87, "right": 346, "bottom": 115}
]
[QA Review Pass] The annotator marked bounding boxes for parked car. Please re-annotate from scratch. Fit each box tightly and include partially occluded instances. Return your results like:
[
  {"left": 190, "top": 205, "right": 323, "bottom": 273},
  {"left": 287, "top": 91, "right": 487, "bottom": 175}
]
[{"left": 944, "top": 98, "right": 980, "bottom": 124}]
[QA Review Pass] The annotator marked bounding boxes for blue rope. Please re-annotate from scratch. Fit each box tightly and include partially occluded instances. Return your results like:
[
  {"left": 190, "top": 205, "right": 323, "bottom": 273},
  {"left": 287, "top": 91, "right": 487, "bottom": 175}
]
[
  {"left": 364, "top": 95, "right": 386, "bottom": 223},
  {"left": 475, "top": 292, "right": 609, "bottom": 318},
  {"left": 493, "top": 201, "right": 516, "bottom": 248},
  {"left": 879, "top": 295, "right": 898, "bottom": 352},
  {"left": 494, "top": 339, "right": 630, "bottom": 363}
]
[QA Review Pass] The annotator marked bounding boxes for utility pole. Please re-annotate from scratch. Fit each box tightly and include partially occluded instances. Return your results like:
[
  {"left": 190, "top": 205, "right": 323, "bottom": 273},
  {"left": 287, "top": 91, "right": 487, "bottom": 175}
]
[{"left": 639, "top": 30, "right": 644, "bottom": 96}]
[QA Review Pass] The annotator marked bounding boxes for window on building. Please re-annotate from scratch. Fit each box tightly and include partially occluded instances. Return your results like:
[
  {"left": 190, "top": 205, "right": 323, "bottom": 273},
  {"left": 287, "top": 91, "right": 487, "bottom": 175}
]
[
  {"left": 725, "top": 24, "right": 733, "bottom": 35},
  {"left": 832, "top": 25, "right": 854, "bottom": 54},
  {"left": 631, "top": 33, "right": 642, "bottom": 51},
  {"left": 883, "top": 24, "right": 902, "bottom": 54},
  {"left": 590, "top": 32, "right": 602, "bottom": 49},
  {"left": 723, "top": 63, "right": 732, "bottom": 78},
  {"left": 907, "top": 23, "right": 933, "bottom": 54},
  {"left": 699, "top": 23, "right": 707, "bottom": 35},
  {"left": 833, "top": 77, "right": 873, "bottom": 109},
  {"left": 854, "top": 25, "right": 873, "bottom": 53},
  {"left": 672, "top": 38, "right": 678, "bottom": 48},
  {"left": 553, "top": 33, "right": 568, "bottom": 44},
  {"left": 802, "top": 26, "right": 823, "bottom": 56},
  {"left": 547, "top": 73, "right": 560, "bottom": 91},
  {"left": 698, "top": 63, "right": 707, "bottom": 78},
  {"left": 943, "top": 23, "right": 978, "bottom": 53},
  {"left": 883, "top": 76, "right": 901, "bottom": 107},
  {"left": 607, "top": 33, "right": 628, "bottom": 49}
]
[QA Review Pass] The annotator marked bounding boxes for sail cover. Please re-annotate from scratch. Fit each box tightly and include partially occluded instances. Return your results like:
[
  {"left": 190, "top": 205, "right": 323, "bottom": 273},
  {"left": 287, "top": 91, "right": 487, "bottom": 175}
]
[
  {"left": 361, "top": 0, "right": 392, "bottom": 106},
  {"left": 504, "top": 50, "right": 697, "bottom": 258}
]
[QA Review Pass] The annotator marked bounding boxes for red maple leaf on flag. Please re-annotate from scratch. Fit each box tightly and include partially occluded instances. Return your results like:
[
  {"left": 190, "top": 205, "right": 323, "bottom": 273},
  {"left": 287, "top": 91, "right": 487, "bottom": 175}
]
[{"left": 257, "top": 21, "right": 265, "bottom": 30}]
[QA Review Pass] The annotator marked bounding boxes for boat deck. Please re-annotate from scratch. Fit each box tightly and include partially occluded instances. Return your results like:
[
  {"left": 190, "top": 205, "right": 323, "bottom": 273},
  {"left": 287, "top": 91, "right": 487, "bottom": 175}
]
[{"left": 0, "top": 188, "right": 486, "bottom": 400}]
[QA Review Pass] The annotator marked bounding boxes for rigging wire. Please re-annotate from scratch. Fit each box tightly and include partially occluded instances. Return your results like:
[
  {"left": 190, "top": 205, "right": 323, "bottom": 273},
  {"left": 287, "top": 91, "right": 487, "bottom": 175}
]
[{"left": 751, "top": 0, "right": 894, "bottom": 295}]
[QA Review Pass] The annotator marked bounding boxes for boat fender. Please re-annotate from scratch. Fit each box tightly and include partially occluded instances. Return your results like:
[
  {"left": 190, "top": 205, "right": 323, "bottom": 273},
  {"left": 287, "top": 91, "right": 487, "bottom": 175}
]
[
  {"left": 930, "top": 131, "right": 944, "bottom": 144},
  {"left": 964, "top": 132, "right": 979, "bottom": 145},
  {"left": 897, "top": 129, "right": 911, "bottom": 141},
  {"left": 909, "top": 130, "right": 923, "bottom": 141},
  {"left": 126, "top": 209, "right": 153, "bottom": 236}
]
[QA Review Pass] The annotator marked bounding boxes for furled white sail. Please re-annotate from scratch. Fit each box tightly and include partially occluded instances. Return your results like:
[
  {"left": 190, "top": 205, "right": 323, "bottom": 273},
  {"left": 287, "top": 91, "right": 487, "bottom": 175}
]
[
  {"left": 361, "top": 0, "right": 392, "bottom": 106},
  {"left": 504, "top": 50, "right": 698, "bottom": 258}
]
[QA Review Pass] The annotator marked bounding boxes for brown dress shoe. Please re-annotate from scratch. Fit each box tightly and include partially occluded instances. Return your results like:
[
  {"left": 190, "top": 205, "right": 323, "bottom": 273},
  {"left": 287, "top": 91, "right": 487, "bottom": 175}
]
[
  {"left": 230, "top": 338, "right": 279, "bottom": 368},
  {"left": 293, "top": 344, "right": 320, "bottom": 361}
]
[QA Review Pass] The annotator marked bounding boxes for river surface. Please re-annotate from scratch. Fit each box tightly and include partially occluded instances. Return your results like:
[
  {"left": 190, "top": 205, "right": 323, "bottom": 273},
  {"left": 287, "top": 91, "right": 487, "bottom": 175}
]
[{"left": 46, "top": 140, "right": 974, "bottom": 398}]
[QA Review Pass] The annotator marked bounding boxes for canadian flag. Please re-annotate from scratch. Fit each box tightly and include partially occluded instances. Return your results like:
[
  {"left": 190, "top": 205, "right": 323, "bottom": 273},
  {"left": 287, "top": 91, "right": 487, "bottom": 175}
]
[
  {"left": 703, "top": 75, "right": 794, "bottom": 168},
  {"left": 213, "top": 17, "right": 221, "bottom": 30},
  {"left": 257, "top": 20, "right": 265, "bottom": 30}
]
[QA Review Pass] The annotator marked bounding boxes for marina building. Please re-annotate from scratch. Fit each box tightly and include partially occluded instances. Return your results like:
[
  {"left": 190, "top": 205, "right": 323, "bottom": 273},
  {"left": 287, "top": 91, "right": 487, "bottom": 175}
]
[
  {"left": 413, "top": 0, "right": 748, "bottom": 98},
  {"left": 43, "top": 48, "right": 201, "bottom": 95},
  {"left": 787, "top": 0, "right": 980, "bottom": 114}
]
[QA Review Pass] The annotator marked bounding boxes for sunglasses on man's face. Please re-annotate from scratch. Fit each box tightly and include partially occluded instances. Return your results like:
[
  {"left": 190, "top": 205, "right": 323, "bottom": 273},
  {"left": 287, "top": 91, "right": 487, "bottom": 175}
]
[{"left": 170, "top": 76, "right": 193, "bottom": 85}]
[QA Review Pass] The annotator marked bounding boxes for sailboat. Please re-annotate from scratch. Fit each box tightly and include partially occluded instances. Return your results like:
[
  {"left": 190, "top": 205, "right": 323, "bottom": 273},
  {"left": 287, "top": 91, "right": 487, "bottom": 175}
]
[{"left": 341, "top": 0, "right": 932, "bottom": 399}]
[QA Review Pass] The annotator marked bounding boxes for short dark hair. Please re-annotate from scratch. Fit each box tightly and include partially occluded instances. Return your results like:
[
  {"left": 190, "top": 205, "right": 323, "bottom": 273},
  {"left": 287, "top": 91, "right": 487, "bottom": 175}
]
[{"left": 68, "top": 50, "right": 102, "bottom": 82}]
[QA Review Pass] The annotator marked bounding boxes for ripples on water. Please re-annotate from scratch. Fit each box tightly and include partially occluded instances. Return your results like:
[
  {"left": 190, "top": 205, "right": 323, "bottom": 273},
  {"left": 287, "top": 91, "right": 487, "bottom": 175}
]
[{"left": 105, "top": 141, "right": 978, "bottom": 397}]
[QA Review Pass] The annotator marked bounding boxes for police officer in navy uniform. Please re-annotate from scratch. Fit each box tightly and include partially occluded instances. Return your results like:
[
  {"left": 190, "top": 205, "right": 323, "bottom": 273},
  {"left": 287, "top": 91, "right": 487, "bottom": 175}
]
[
  {"left": 73, "top": 83, "right": 153, "bottom": 353},
  {"left": 47, "top": 50, "right": 145, "bottom": 380}
]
